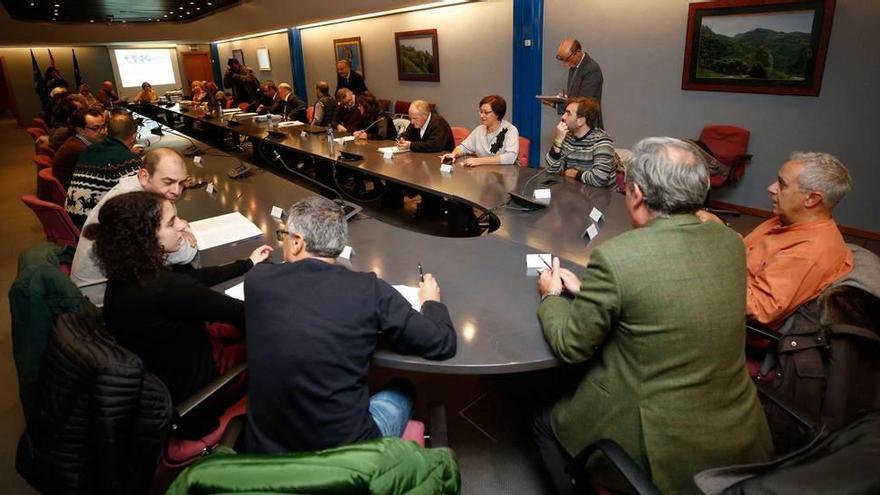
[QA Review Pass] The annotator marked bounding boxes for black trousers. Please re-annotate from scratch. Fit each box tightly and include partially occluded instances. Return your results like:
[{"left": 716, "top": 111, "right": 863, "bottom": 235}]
[{"left": 534, "top": 406, "right": 576, "bottom": 495}]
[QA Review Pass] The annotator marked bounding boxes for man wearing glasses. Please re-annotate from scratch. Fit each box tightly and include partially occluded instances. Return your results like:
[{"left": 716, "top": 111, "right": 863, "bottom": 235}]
[
  {"left": 52, "top": 107, "right": 107, "bottom": 191},
  {"left": 553, "top": 38, "right": 604, "bottom": 129}
]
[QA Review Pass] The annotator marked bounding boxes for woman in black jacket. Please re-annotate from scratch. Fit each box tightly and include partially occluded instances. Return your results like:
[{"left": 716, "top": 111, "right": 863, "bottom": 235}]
[
  {"left": 84, "top": 191, "right": 272, "bottom": 434},
  {"left": 353, "top": 91, "right": 396, "bottom": 141}
]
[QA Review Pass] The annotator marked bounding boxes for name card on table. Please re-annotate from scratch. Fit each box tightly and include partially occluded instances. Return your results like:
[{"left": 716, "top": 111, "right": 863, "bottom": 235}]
[
  {"left": 440, "top": 163, "right": 454, "bottom": 174},
  {"left": 193, "top": 155, "right": 203, "bottom": 166},
  {"left": 339, "top": 245, "right": 355, "bottom": 260},
  {"left": 270, "top": 206, "right": 285, "bottom": 219},
  {"left": 583, "top": 223, "right": 599, "bottom": 241},
  {"left": 383, "top": 149, "right": 394, "bottom": 160},
  {"left": 589, "top": 207, "right": 603, "bottom": 223},
  {"left": 206, "top": 183, "right": 215, "bottom": 195},
  {"left": 533, "top": 188, "right": 552, "bottom": 200},
  {"left": 301, "top": 131, "right": 308, "bottom": 138}
]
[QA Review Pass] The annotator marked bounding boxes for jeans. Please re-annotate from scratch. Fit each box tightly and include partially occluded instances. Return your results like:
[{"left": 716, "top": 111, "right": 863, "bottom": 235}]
[{"left": 368, "top": 379, "right": 414, "bottom": 438}]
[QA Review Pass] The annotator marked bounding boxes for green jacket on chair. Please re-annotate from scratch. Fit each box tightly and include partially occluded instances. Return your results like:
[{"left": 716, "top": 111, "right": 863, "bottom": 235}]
[{"left": 167, "top": 437, "right": 461, "bottom": 494}]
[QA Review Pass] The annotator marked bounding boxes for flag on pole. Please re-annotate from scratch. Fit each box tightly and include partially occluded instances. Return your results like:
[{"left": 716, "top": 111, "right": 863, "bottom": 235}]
[
  {"left": 30, "top": 49, "right": 49, "bottom": 113},
  {"left": 72, "top": 49, "right": 83, "bottom": 89},
  {"left": 47, "top": 48, "right": 56, "bottom": 68}
]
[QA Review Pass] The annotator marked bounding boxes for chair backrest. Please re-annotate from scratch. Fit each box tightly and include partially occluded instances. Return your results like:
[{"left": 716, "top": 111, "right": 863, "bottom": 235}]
[
  {"left": 450, "top": 126, "right": 469, "bottom": 147},
  {"left": 393, "top": 100, "right": 412, "bottom": 117},
  {"left": 37, "top": 168, "right": 67, "bottom": 207},
  {"left": 393, "top": 118, "right": 411, "bottom": 137},
  {"left": 306, "top": 105, "right": 314, "bottom": 123},
  {"left": 33, "top": 117, "right": 49, "bottom": 133},
  {"left": 21, "top": 195, "right": 80, "bottom": 248},
  {"left": 26, "top": 127, "right": 47, "bottom": 141},
  {"left": 36, "top": 141, "right": 55, "bottom": 158},
  {"left": 518, "top": 136, "right": 531, "bottom": 167},
  {"left": 699, "top": 125, "right": 751, "bottom": 181},
  {"left": 378, "top": 98, "right": 391, "bottom": 112},
  {"left": 33, "top": 154, "right": 53, "bottom": 170}
]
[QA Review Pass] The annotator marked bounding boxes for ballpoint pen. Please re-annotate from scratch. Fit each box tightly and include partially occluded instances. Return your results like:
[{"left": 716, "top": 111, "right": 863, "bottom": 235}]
[
  {"left": 540, "top": 255, "right": 552, "bottom": 270},
  {"left": 418, "top": 262, "right": 425, "bottom": 283}
]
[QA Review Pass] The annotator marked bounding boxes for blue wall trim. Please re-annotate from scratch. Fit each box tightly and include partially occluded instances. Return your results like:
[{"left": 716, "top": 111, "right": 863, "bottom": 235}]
[
  {"left": 288, "top": 28, "right": 308, "bottom": 102},
  {"left": 511, "top": 0, "right": 544, "bottom": 168},
  {"left": 210, "top": 43, "right": 224, "bottom": 91}
]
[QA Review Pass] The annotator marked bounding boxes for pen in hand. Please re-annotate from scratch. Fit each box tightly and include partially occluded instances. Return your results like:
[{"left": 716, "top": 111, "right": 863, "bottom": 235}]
[{"left": 418, "top": 262, "right": 425, "bottom": 283}]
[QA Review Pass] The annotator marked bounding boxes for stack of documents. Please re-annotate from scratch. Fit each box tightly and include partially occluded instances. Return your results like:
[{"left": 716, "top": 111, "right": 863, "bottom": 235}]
[
  {"left": 377, "top": 146, "right": 409, "bottom": 154},
  {"left": 392, "top": 285, "right": 421, "bottom": 311},
  {"left": 189, "top": 212, "right": 263, "bottom": 250},
  {"left": 277, "top": 120, "right": 305, "bottom": 127}
]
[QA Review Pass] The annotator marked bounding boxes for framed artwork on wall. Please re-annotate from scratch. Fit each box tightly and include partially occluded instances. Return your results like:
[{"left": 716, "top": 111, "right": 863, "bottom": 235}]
[
  {"left": 231, "top": 48, "right": 245, "bottom": 67},
  {"left": 334, "top": 37, "right": 364, "bottom": 77},
  {"left": 681, "top": 0, "right": 836, "bottom": 96},
  {"left": 256, "top": 46, "right": 271, "bottom": 71},
  {"left": 394, "top": 29, "right": 440, "bottom": 82}
]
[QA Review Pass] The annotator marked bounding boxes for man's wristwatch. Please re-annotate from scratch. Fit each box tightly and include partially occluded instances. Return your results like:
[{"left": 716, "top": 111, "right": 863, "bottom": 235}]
[{"left": 541, "top": 289, "right": 562, "bottom": 301}]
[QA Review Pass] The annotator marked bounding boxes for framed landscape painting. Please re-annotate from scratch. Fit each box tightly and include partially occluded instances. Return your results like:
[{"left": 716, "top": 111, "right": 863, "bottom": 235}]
[
  {"left": 395, "top": 29, "right": 439, "bottom": 82},
  {"left": 334, "top": 37, "right": 364, "bottom": 77},
  {"left": 681, "top": 0, "right": 836, "bottom": 96}
]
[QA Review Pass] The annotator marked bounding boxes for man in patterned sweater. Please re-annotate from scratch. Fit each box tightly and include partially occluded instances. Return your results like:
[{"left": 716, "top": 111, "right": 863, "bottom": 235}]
[
  {"left": 545, "top": 96, "right": 619, "bottom": 187},
  {"left": 66, "top": 110, "right": 142, "bottom": 228}
]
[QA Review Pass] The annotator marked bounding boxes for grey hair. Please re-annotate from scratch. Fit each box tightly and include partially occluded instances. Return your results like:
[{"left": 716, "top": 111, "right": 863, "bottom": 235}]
[
  {"left": 409, "top": 100, "right": 431, "bottom": 116},
  {"left": 285, "top": 196, "right": 347, "bottom": 257},
  {"left": 626, "top": 137, "right": 710, "bottom": 215},
  {"left": 790, "top": 151, "right": 851, "bottom": 209}
]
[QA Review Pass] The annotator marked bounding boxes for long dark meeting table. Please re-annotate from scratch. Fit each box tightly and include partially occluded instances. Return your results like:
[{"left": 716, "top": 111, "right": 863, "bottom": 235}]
[{"left": 135, "top": 106, "right": 631, "bottom": 374}]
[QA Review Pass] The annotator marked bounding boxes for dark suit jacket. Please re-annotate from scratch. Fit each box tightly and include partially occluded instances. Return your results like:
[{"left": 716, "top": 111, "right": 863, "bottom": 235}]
[
  {"left": 336, "top": 70, "right": 368, "bottom": 95},
  {"left": 402, "top": 113, "right": 455, "bottom": 153},
  {"left": 269, "top": 93, "right": 307, "bottom": 121},
  {"left": 559, "top": 52, "right": 604, "bottom": 128}
]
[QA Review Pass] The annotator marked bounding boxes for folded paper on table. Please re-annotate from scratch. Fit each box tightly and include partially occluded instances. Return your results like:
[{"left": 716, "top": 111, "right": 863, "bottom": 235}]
[
  {"left": 277, "top": 120, "right": 305, "bottom": 127},
  {"left": 189, "top": 211, "right": 263, "bottom": 250},
  {"left": 377, "top": 146, "right": 409, "bottom": 155},
  {"left": 225, "top": 282, "right": 245, "bottom": 301}
]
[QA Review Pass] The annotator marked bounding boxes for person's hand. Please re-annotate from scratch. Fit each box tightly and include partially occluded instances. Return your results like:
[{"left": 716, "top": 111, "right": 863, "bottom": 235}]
[
  {"left": 537, "top": 257, "right": 563, "bottom": 297},
  {"left": 462, "top": 157, "right": 482, "bottom": 167},
  {"left": 554, "top": 120, "right": 569, "bottom": 142},
  {"left": 336, "top": 124, "right": 347, "bottom": 133},
  {"left": 563, "top": 168, "right": 578, "bottom": 178},
  {"left": 248, "top": 245, "right": 274, "bottom": 265},
  {"left": 440, "top": 152, "right": 456, "bottom": 162},
  {"left": 558, "top": 267, "right": 581, "bottom": 295},
  {"left": 397, "top": 139, "right": 411, "bottom": 150},
  {"left": 418, "top": 273, "right": 441, "bottom": 304},
  {"left": 696, "top": 209, "right": 725, "bottom": 225},
  {"left": 353, "top": 130, "right": 366, "bottom": 140}
]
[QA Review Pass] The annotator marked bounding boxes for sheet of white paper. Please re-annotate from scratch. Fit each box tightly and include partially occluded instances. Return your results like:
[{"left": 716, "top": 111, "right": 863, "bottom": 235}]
[
  {"left": 334, "top": 136, "right": 356, "bottom": 144},
  {"left": 189, "top": 211, "right": 263, "bottom": 251},
  {"left": 392, "top": 285, "right": 422, "bottom": 311},
  {"left": 589, "top": 207, "right": 603, "bottom": 222},
  {"left": 277, "top": 120, "right": 305, "bottom": 127},
  {"left": 234, "top": 112, "right": 257, "bottom": 118},
  {"left": 224, "top": 282, "right": 245, "bottom": 301},
  {"left": 377, "top": 146, "right": 409, "bottom": 154},
  {"left": 526, "top": 253, "right": 553, "bottom": 269},
  {"left": 533, "top": 188, "right": 552, "bottom": 199}
]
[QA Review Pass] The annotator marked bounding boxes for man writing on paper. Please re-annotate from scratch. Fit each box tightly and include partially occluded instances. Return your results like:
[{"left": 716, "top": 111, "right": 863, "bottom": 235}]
[
  {"left": 244, "top": 196, "right": 456, "bottom": 453},
  {"left": 534, "top": 137, "right": 771, "bottom": 494},
  {"left": 545, "top": 97, "right": 619, "bottom": 187},
  {"left": 397, "top": 100, "right": 455, "bottom": 153},
  {"left": 71, "top": 147, "right": 197, "bottom": 306}
]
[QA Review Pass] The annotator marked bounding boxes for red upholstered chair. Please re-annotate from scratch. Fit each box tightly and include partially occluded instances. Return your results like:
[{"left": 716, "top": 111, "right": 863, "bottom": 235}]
[
  {"left": 451, "top": 126, "right": 469, "bottom": 147},
  {"left": 377, "top": 98, "right": 391, "bottom": 112},
  {"left": 36, "top": 141, "right": 55, "bottom": 158},
  {"left": 393, "top": 100, "right": 412, "bottom": 118},
  {"left": 32, "top": 117, "right": 49, "bottom": 133},
  {"left": 33, "top": 154, "right": 52, "bottom": 170},
  {"left": 696, "top": 124, "right": 752, "bottom": 216},
  {"left": 518, "top": 136, "right": 531, "bottom": 167},
  {"left": 21, "top": 195, "right": 80, "bottom": 248},
  {"left": 37, "top": 168, "right": 67, "bottom": 207},
  {"left": 26, "top": 127, "right": 46, "bottom": 141},
  {"left": 306, "top": 105, "right": 314, "bottom": 123}
]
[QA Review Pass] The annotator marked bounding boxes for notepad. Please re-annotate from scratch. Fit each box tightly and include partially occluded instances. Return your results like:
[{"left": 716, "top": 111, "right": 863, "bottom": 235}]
[
  {"left": 224, "top": 282, "right": 245, "bottom": 301},
  {"left": 377, "top": 146, "right": 409, "bottom": 155},
  {"left": 189, "top": 211, "right": 263, "bottom": 250},
  {"left": 277, "top": 120, "right": 305, "bottom": 127},
  {"left": 392, "top": 285, "right": 422, "bottom": 311}
]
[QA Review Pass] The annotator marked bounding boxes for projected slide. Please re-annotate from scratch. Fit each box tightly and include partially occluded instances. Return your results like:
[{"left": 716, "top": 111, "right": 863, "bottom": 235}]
[{"left": 114, "top": 49, "right": 177, "bottom": 88}]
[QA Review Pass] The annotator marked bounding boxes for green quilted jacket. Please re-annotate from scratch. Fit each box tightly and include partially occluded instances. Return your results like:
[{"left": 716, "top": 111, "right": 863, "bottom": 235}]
[{"left": 166, "top": 437, "right": 461, "bottom": 494}]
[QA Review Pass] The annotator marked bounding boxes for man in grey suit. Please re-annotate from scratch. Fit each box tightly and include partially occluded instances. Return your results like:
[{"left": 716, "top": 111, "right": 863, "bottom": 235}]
[{"left": 554, "top": 38, "right": 604, "bottom": 128}]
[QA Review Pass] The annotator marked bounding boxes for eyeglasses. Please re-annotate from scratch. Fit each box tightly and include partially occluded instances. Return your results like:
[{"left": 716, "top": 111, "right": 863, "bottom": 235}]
[
  {"left": 556, "top": 50, "right": 577, "bottom": 62},
  {"left": 84, "top": 124, "right": 107, "bottom": 131},
  {"left": 275, "top": 229, "right": 289, "bottom": 241}
]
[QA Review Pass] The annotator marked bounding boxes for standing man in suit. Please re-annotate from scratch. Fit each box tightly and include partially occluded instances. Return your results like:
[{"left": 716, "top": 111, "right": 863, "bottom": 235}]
[
  {"left": 336, "top": 59, "right": 368, "bottom": 95},
  {"left": 552, "top": 38, "right": 604, "bottom": 128},
  {"left": 397, "top": 100, "right": 454, "bottom": 153},
  {"left": 534, "top": 137, "right": 772, "bottom": 494}
]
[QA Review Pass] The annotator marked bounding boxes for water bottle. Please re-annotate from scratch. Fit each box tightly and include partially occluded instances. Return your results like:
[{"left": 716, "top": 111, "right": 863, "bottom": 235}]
[{"left": 326, "top": 126, "right": 334, "bottom": 143}]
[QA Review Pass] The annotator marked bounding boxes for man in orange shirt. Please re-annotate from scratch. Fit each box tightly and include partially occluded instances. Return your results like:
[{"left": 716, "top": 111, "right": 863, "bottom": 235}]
[{"left": 702, "top": 152, "right": 852, "bottom": 329}]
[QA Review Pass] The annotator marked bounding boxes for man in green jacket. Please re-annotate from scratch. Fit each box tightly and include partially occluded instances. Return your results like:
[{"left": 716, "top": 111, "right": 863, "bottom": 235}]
[{"left": 535, "top": 137, "right": 772, "bottom": 494}]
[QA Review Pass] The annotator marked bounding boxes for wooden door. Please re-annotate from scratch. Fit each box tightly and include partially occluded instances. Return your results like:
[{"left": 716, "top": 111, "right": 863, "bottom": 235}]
[
  {"left": 0, "top": 57, "right": 21, "bottom": 126},
  {"left": 181, "top": 51, "right": 214, "bottom": 96}
]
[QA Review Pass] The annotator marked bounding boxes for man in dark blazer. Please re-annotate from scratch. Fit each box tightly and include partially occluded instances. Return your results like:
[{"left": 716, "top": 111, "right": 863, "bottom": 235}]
[
  {"left": 397, "top": 100, "right": 454, "bottom": 153},
  {"left": 271, "top": 82, "right": 308, "bottom": 121},
  {"left": 555, "top": 38, "right": 604, "bottom": 128},
  {"left": 535, "top": 137, "right": 772, "bottom": 494},
  {"left": 335, "top": 59, "right": 368, "bottom": 95}
]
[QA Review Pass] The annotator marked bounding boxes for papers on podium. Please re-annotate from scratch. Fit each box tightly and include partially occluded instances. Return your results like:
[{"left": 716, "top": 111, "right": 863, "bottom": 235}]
[
  {"left": 189, "top": 211, "right": 263, "bottom": 250},
  {"left": 392, "top": 285, "right": 422, "bottom": 311}
]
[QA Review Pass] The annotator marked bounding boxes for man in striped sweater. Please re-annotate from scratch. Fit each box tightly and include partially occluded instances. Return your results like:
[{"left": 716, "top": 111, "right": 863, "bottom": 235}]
[{"left": 545, "top": 97, "right": 619, "bottom": 187}]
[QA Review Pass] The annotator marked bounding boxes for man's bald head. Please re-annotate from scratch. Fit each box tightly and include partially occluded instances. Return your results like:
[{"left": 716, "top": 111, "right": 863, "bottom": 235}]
[{"left": 139, "top": 148, "right": 189, "bottom": 201}]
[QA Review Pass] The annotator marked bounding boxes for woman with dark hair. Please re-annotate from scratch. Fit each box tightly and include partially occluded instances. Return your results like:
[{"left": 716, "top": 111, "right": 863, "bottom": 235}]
[
  {"left": 441, "top": 94, "right": 520, "bottom": 167},
  {"left": 352, "top": 91, "right": 396, "bottom": 140},
  {"left": 84, "top": 191, "right": 272, "bottom": 432}
]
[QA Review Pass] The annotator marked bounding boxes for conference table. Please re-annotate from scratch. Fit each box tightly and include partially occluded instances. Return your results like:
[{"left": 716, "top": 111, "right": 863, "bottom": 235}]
[{"left": 135, "top": 102, "right": 632, "bottom": 375}]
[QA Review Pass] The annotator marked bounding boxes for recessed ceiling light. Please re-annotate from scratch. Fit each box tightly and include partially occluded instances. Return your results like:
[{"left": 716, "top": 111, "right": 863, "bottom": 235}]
[
  {"left": 53, "top": 3, "right": 59, "bottom": 6},
  {"left": 90, "top": 19, "right": 94, "bottom": 22},
  {"left": 196, "top": 7, "right": 201, "bottom": 10},
  {"left": 178, "top": 6, "right": 183, "bottom": 9},
  {"left": 164, "top": 14, "right": 168, "bottom": 17}
]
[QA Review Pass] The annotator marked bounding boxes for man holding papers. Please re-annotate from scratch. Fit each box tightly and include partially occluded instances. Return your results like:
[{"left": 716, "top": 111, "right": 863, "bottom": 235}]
[
  {"left": 243, "top": 196, "right": 457, "bottom": 454},
  {"left": 71, "top": 147, "right": 198, "bottom": 306}
]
